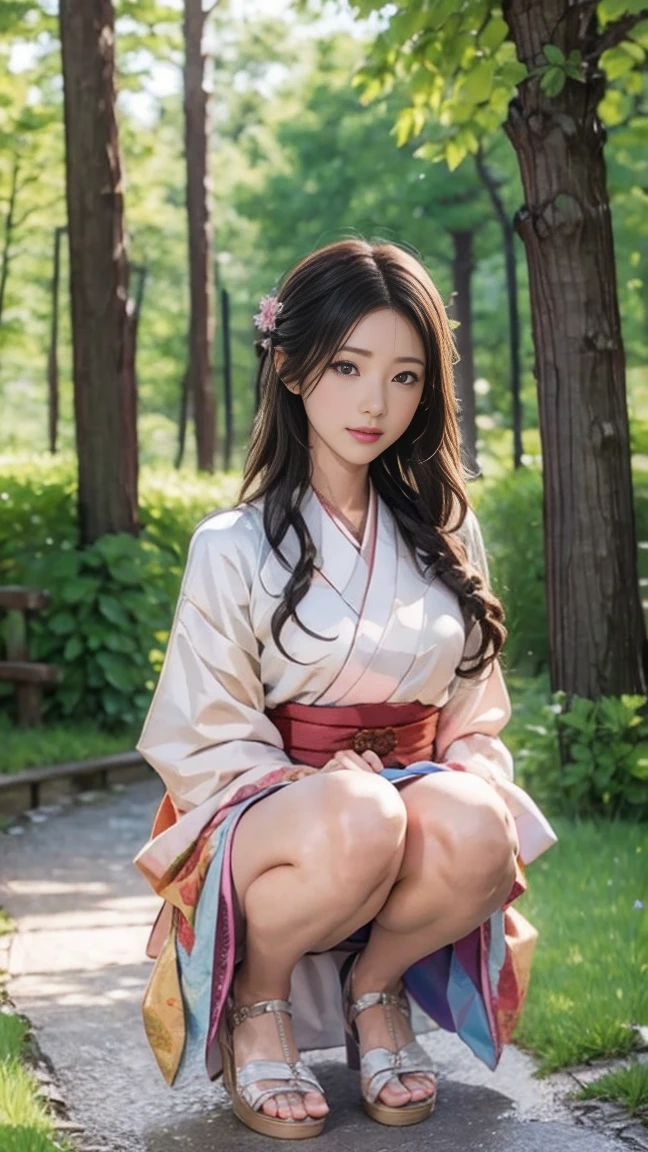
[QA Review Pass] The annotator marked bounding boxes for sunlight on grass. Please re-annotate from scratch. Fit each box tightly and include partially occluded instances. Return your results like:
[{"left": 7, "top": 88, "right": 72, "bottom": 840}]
[
  {"left": 577, "top": 1061, "right": 648, "bottom": 1124},
  {"left": 516, "top": 820, "right": 647, "bottom": 1074},
  {"left": 0, "top": 1059, "right": 51, "bottom": 1129},
  {"left": 0, "top": 717, "right": 141, "bottom": 776}
]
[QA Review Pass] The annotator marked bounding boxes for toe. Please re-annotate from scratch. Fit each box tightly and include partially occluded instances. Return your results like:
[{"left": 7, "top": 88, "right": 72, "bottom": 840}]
[
  {"left": 304, "top": 1090, "right": 329, "bottom": 1117},
  {"left": 286, "top": 1092, "right": 307, "bottom": 1120},
  {"left": 379, "top": 1077, "right": 412, "bottom": 1107},
  {"left": 274, "top": 1092, "right": 293, "bottom": 1119},
  {"left": 401, "top": 1072, "right": 436, "bottom": 1101},
  {"left": 261, "top": 1094, "right": 279, "bottom": 1118}
]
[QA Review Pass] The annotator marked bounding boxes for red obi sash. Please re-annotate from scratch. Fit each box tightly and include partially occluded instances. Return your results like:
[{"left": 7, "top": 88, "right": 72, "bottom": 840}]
[{"left": 266, "top": 701, "right": 440, "bottom": 769}]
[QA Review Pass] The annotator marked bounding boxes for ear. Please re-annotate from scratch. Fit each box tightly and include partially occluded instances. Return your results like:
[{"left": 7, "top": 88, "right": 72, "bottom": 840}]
[
  {"left": 274, "top": 348, "right": 299, "bottom": 394},
  {"left": 273, "top": 348, "right": 287, "bottom": 377}
]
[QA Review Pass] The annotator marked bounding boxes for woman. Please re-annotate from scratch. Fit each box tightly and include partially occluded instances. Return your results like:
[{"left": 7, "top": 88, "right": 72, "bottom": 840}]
[{"left": 134, "top": 238, "right": 556, "bottom": 1140}]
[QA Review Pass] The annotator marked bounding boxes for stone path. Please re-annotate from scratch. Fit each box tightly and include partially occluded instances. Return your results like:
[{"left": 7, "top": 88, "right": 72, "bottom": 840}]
[{"left": 0, "top": 778, "right": 631, "bottom": 1152}]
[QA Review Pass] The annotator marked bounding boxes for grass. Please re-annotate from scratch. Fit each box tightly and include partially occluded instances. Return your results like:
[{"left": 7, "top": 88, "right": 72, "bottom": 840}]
[
  {"left": 0, "top": 917, "right": 73, "bottom": 1152},
  {"left": 0, "top": 716, "right": 140, "bottom": 776},
  {"left": 576, "top": 1061, "right": 648, "bottom": 1124},
  {"left": 515, "top": 819, "right": 648, "bottom": 1074}
]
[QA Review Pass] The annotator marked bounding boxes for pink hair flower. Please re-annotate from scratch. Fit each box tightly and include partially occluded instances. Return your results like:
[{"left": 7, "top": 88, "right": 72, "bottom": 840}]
[{"left": 253, "top": 293, "right": 283, "bottom": 333}]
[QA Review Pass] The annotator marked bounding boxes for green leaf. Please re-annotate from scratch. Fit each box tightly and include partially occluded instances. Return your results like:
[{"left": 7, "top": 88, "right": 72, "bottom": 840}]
[
  {"left": 602, "top": 45, "right": 639, "bottom": 80},
  {"left": 461, "top": 58, "right": 496, "bottom": 105},
  {"left": 543, "top": 44, "right": 565, "bottom": 66},
  {"left": 108, "top": 561, "right": 142, "bottom": 586},
  {"left": 479, "top": 17, "right": 508, "bottom": 53},
  {"left": 60, "top": 578, "right": 100, "bottom": 605},
  {"left": 95, "top": 651, "right": 136, "bottom": 692},
  {"left": 445, "top": 137, "right": 467, "bottom": 171},
  {"left": 48, "top": 611, "right": 77, "bottom": 636},
  {"left": 63, "top": 635, "right": 84, "bottom": 661},
  {"left": 98, "top": 594, "right": 131, "bottom": 629},
  {"left": 541, "top": 67, "right": 566, "bottom": 97}
]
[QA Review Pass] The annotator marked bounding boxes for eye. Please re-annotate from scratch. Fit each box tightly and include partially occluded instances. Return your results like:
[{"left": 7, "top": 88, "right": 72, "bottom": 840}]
[
  {"left": 330, "top": 360, "right": 358, "bottom": 376},
  {"left": 394, "top": 370, "right": 420, "bottom": 385}
]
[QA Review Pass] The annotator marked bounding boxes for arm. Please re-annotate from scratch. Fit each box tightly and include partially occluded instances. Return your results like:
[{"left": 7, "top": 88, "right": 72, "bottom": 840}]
[
  {"left": 136, "top": 510, "right": 293, "bottom": 813},
  {"left": 434, "top": 508, "right": 513, "bottom": 785}
]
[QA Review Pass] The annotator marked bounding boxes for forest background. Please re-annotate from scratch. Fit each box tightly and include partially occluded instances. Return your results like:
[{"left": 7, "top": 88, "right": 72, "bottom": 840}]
[{"left": 0, "top": 1, "right": 647, "bottom": 1140}]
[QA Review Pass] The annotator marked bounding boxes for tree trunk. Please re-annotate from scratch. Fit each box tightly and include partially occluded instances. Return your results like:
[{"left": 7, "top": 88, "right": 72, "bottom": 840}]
[
  {"left": 183, "top": 0, "right": 215, "bottom": 473},
  {"left": 47, "top": 225, "right": 65, "bottom": 455},
  {"left": 475, "top": 149, "right": 524, "bottom": 470},
  {"left": 59, "top": 0, "right": 139, "bottom": 543},
  {"left": 502, "top": 0, "right": 645, "bottom": 698},
  {"left": 0, "top": 152, "right": 19, "bottom": 343},
  {"left": 450, "top": 229, "right": 479, "bottom": 475},
  {"left": 221, "top": 286, "right": 233, "bottom": 471}
]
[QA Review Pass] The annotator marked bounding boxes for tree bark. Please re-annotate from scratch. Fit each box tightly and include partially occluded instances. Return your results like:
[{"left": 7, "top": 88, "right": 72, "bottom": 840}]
[
  {"left": 450, "top": 229, "right": 479, "bottom": 475},
  {"left": 475, "top": 149, "right": 524, "bottom": 470},
  {"left": 0, "top": 152, "right": 19, "bottom": 343},
  {"left": 183, "top": 0, "right": 216, "bottom": 473},
  {"left": 59, "top": 0, "right": 139, "bottom": 543},
  {"left": 502, "top": 0, "right": 645, "bottom": 698},
  {"left": 47, "top": 225, "right": 66, "bottom": 455}
]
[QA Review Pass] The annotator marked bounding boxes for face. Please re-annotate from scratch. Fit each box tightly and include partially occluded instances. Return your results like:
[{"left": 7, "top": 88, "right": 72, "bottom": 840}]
[{"left": 280, "top": 308, "right": 426, "bottom": 476}]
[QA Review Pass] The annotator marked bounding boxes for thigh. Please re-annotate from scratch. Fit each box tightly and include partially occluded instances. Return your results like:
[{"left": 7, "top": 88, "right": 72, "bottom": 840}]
[{"left": 231, "top": 769, "right": 407, "bottom": 910}]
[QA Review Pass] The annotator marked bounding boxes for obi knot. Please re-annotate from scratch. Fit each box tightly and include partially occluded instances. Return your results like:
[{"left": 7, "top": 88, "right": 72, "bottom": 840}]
[{"left": 352, "top": 726, "right": 397, "bottom": 758}]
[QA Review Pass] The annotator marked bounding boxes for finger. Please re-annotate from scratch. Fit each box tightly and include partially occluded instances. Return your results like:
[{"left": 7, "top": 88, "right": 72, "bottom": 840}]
[
  {"left": 361, "top": 750, "right": 384, "bottom": 772},
  {"left": 334, "top": 750, "right": 374, "bottom": 772}
]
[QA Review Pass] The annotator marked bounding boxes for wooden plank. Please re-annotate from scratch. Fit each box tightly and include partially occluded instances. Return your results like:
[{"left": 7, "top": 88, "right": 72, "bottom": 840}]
[
  {"left": 0, "top": 750, "right": 145, "bottom": 793},
  {"left": 0, "top": 586, "right": 51, "bottom": 612},
  {"left": 0, "top": 662, "right": 61, "bottom": 684}
]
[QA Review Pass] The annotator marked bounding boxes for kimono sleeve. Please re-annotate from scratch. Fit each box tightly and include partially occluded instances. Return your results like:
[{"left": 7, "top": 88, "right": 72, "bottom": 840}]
[
  {"left": 434, "top": 509, "right": 514, "bottom": 784},
  {"left": 136, "top": 511, "right": 292, "bottom": 813}
]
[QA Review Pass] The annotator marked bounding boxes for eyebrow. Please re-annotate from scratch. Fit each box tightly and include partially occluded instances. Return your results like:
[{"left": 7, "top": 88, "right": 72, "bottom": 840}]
[{"left": 340, "top": 344, "right": 425, "bottom": 367}]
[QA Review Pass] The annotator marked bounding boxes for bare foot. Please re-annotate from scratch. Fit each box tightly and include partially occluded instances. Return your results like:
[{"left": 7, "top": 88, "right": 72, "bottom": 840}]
[
  {"left": 231, "top": 973, "right": 329, "bottom": 1122},
  {"left": 350, "top": 969, "right": 437, "bottom": 1109}
]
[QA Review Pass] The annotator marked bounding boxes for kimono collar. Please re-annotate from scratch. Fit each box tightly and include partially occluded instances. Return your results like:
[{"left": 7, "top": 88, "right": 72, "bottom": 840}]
[
  {"left": 299, "top": 481, "right": 376, "bottom": 605},
  {"left": 256, "top": 480, "right": 380, "bottom": 611}
]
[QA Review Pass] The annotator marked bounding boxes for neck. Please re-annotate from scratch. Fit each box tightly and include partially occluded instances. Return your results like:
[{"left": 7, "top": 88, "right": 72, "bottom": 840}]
[{"left": 309, "top": 439, "right": 369, "bottom": 514}]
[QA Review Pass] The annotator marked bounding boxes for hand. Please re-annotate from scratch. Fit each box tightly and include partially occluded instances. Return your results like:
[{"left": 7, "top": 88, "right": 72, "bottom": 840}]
[{"left": 320, "top": 748, "right": 384, "bottom": 774}]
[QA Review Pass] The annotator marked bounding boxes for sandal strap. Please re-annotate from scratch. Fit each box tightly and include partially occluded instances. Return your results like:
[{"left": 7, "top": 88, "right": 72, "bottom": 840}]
[
  {"left": 229, "top": 998, "right": 292, "bottom": 1029},
  {"left": 348, "top": 989, "right": 410, "bottom": 1026},
  {"left": 361, "top": 1041, "right": 437, "bottom": 1105},
  {"left": 237, "top": 1059, "right": 325, "bottom": 1113}
]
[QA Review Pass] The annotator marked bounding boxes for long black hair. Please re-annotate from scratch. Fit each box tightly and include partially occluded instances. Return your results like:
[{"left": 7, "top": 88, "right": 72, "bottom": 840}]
[{"left": 239, "top": 238, "right": 506, "bottom": 679}]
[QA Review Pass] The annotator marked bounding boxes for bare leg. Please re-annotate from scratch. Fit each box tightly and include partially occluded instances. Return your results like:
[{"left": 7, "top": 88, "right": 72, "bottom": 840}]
[
  {"left": 230, "top": 770, "right": 407, "bottom": 1121},
  {"left": 350, "top": 772, "right": 519, "bottom": 1108}
]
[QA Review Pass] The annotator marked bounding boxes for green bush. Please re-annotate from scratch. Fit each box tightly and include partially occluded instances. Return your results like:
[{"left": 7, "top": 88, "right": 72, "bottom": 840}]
[
  {"left": 0, "top": 454, "right": 240, "bottom": 729},
  {"left": 513, "top": 687, "right": 648, "bottom": 820},
  {"left": 472, "top": 465, "right": 548, "bottom": 674}
]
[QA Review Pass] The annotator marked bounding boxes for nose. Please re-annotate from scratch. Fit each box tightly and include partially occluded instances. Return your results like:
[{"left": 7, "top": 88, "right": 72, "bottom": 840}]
[{"left": 360, "top": 376, "right": 387, "bottom": 417}]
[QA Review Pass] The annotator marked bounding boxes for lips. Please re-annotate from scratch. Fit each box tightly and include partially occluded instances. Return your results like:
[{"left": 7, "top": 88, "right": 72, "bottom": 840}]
[{"left": 347, "top": 427, "right": 383, "bottom": 443}]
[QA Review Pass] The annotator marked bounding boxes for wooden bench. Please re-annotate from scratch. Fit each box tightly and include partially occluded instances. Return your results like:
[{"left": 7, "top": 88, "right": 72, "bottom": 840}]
[{"left": 0, "top": 586, "right": 61, "bottom": 725}]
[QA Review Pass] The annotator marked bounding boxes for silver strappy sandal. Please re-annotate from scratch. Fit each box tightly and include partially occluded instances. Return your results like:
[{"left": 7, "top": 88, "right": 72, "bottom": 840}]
[
  {"left": 340, "top": 954, "right": 437, "bottom": 1127},
  {"left": 217, "top": 996, "right": 327, "bottom": 1140}
]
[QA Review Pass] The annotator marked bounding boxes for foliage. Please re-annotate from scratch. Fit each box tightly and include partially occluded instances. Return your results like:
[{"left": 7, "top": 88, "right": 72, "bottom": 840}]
[
  {"left": 348, "top": 1, "right": 647, "bottom": 169},
  {"left": 0, "top": 716, "right": 140, "bottom": 775},
  {"left": 516, "top": 818, "right": 647, "bottom": 1073},
  {"left": 472, "top": 466, "right": 548, "bottom": 673},
  {"left": 513, "top": 689, "right": 648, "bottom": 820},
  {"left": 0, "top": 455, "right": 240, "bottom": 729}
]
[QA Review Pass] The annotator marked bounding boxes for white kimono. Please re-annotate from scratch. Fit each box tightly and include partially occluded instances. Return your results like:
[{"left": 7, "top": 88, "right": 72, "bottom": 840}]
[
  {"left": 135, "top": 480, "right": 554, "bottom": 881},
  {"left": 134, "top": 480, "right": 556, "bottom": 1077}
]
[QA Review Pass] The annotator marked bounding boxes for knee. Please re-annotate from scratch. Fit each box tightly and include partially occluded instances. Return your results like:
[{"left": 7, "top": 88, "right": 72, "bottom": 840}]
[
  {"left": 413, "top": 777, "right": 517, "bottom": 897},
  {"left": 313, "top": 773, "right": 407, "bottom": 895}
]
